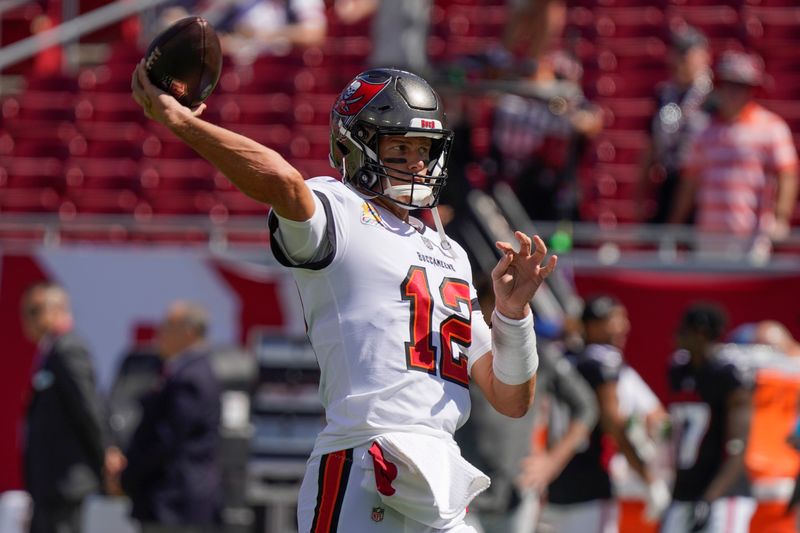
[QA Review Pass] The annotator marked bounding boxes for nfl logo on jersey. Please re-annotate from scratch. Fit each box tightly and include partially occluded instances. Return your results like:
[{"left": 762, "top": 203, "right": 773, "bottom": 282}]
[{"left": 371, "top": 506, "right": 385, "bottom": 522}]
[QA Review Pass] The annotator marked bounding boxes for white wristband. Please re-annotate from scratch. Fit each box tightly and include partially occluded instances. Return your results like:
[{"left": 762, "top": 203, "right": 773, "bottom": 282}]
[{"left": 491, "top": 310, "right": 538, "bottom": 385}]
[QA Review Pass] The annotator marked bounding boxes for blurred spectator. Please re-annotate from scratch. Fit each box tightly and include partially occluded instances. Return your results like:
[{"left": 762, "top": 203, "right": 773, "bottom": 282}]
[
  {"left": 727, "top": 319, "right": 800, "bottom": 533},
  {"left": 662, "top": 304, "right": 755, "bottom": 533},
  {"left": 488, "top": 49, "right": 603, "bottom": 222},
  {"left": 637, "top": 26, "right": 712, "bottom": 224},
  {"left": 613, "top": 357, "right": 670, "bottom": 532},
  {"left": 541, "top": 295, "right": 668, "bottom": 533},
  {"left": 118, "top": 301, "right": 223, "bottom": 533},
  {"left": 753, "top": 321, "right": 800, "bottom": 357},
  {"left": 335, "top": 0, "right": 432, "bottom": 74},
  {"left": 503, "top": 0, "right": 567, "bottom": 62},
  {"left": 21, "top": 282, "right": 105, "bottom": 533},
  {"left": 669, "top": 51, "right": 799, "bottom": 260},
  {"left": 106, "top": 346, "right": 163, "bottom": 451},
  {"left": 144, "top": 1, "right": 326, "bottom": 64},
  {"left": 457, "top": 278, "right": 598, "bottom": 533},
  {"left": 729, "top": 320, "right": 800, "bottom": 358},
  {"left": 214, "top": 0, "right": 327, "bottom": 63}
]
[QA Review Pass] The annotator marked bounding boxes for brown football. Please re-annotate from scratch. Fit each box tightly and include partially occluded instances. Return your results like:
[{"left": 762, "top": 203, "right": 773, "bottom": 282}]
[{"left": 143, "top": 16, "right": 222, "bottom": 108}]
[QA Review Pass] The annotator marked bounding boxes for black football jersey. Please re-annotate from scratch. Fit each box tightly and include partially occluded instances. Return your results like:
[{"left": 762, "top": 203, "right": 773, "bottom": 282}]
[
  {"left": 548, "top": 343, "right": 622, "bottom": 504},
  {"left": 668, "top": 349, "right": 754, "bottom": 501}
]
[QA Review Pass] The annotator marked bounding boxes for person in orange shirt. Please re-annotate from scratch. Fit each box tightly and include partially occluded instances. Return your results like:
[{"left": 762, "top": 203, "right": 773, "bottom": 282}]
[
  {"left": 669, "top": 51, "right": 799, "bottom": 261},
  {"left": 730, "top": 321, "right": 800, "bottom": 533}
]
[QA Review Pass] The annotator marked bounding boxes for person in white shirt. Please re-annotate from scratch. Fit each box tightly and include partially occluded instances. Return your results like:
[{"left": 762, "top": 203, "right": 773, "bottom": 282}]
[{"left": 131, "top": 64, "right": 556, "bottom": 532}]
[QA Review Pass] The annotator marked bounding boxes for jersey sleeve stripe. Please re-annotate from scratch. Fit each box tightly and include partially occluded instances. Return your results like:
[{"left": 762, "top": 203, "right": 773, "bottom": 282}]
[{"left": 269, "top": 191, "right": 338, "bottom": 270}]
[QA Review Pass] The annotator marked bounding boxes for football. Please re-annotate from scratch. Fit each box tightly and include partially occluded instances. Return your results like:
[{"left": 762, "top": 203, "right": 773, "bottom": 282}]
[{"left": 143, "top": 16, "right": 222, "bottom": 109}]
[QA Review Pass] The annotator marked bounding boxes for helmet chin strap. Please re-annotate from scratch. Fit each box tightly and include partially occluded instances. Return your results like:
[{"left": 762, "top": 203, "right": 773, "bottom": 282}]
[
  {"left": 431, "top": 206, "right": 457, "bottom": 259},
  {"left": 382, "top": 180, "right": 456, "bottom": 258}
]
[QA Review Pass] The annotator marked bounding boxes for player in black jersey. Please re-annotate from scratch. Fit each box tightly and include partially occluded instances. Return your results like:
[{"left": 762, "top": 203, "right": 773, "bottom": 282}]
[
  {"left": 662, "top": 304, "right": 756, "bottom": 533},
  {"left": 543, "top": 296, "right": 668, "bottom": 532}
]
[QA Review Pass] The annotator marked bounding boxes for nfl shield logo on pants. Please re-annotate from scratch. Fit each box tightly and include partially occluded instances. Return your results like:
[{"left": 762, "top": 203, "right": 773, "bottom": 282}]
[{"left": 371, "top": 506, "right": 385, "bottom": 522}]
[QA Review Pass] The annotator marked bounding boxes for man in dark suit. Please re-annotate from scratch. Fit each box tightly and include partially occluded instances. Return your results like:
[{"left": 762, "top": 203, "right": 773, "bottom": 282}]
[
  {"left": 119, "top": 301, "right": 223, "bottom": 533},
  {"left": 22, "top": 281, "right": 105, "bottom": 533}
]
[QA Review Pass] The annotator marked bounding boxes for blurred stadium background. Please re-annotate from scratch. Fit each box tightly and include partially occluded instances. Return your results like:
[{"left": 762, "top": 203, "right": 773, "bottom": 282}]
[{"left": 1, "top": 0, "right": 800, "bottom": 532}]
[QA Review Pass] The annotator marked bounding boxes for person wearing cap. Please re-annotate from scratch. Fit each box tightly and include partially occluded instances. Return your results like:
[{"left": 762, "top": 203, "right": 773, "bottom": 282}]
[
  {"left": 637, "top": 26, "right": 713, "bottom": 224},
  {"left": 541, "top": 295, "right": 669, "bottom": 533},
  {"left": 662, "top": 303, "right": 756, "bottom": 533},
  {"left": 668, "top": 50, "right": 799, "bottom": 260}
]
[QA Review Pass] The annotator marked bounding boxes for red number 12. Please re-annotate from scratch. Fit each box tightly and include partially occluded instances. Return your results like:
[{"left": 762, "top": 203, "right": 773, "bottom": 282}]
[{"left": 401, "top": 266, "right": 471, "bottom": 388}]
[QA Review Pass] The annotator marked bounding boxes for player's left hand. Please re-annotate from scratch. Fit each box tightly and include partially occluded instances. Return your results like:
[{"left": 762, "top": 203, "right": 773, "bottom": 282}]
[
  {"left": 492, "top": 232, "right": 557, "bottom": 319},
  {"left": 643, "top": 478, "right": 671, "bottom": 523},
  {"left": 517, "top": 451, "right": 560, "bottom": 491}
]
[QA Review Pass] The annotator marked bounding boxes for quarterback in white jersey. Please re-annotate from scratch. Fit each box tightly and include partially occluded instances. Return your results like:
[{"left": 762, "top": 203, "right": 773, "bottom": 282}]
[
  {"left": 132, "top": 64, "right": 557, "bottom": 532},
  {"left": 270, "top": 175, "right": 492, "bottom": 456}
]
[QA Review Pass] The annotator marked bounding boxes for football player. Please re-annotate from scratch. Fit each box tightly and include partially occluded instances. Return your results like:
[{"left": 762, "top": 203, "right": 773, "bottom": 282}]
[
  {"left": 543, "top": 295, "right": 668, "bottom": 533},
  {"left": 132, "top": 64, "right": 556, "bottom": 532},
  {"left": 662, "top": 304, "right": 755, "bottom": 533}
]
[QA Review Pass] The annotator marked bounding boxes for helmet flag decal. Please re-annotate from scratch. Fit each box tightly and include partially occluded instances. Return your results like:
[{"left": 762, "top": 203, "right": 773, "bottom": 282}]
[
  {"left": 334, "top": 78, "right": 390, "bottom": 118},
  {"left": 410, "top": 118, "right": 443, "bottom": 129}
]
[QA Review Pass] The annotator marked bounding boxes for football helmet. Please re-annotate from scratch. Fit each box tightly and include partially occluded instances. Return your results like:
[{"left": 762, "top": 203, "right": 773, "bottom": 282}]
[{"left": 329, "top": 68, "right": 454, "bottom": 209}]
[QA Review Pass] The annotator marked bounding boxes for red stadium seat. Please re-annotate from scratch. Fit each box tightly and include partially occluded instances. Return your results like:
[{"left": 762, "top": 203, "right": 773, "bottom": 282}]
[
  {"left": 138, "top": 158, "right": 216, "bottom": 191},
  {"left": 597, "top": 97, "right": 656, "bottom": 131},
  {"left": 0, "top": 187, "right": 61, "bottom": 213},
  {"left": 595, "top": 7, "right": 667, "bottom": 40},
  {"left": 294, "top": 68, "right": 341, "bottom": 94},
  {"left": 292, "top": 159, "right": 338, "bottom": 180},
  {"left": 143, "top": 190, "right": 218, "bottom": 216},
  {"left": 0, "top": 4, "right": 42, "bottom": 74},
  {"left": 64, "top": 157, "right": 141, "bottom": 191},
  {"left": 595, "top": 130, "right": 648, "bottom": 164},
  {"left": 744, "top": 6, "right": 800, "bottom": 40},
  {"left": 73, "top": 122, "right": 146, "bottom": 159},
  {"left": 78, "top": 61, "right": 139, "bottom": 93},
  {"left": 2, "top": 90, "right": 76, "bottom": 121},
  {"left": 25, "top": 73, "right": 80, "bottom": 93},
  {"left": 74, "top": 92, "right": 146, "bottom": 123},
  {"left": 667, "top": 5, "right": 744, "bottom": 40},
  {"left": 213, "top": 93, "right": 294, "bottom": 126},
  {"left": 219, "top": 123, "right": 293, "bottom": 154},
  {"left": 0, "top": 157, "right": 65, "bottom": 193},
  {"left": 293, "top": 93, "right": 337, "bottom": 125},
  {"left": 215, "top": 191, "right": 269, "bottom": 217},
  {"left": 67, "top": 187, "right": 142, "bottom": 215},
  {"left": 290, "top": 125, "right": 330, "bottom": 160}
]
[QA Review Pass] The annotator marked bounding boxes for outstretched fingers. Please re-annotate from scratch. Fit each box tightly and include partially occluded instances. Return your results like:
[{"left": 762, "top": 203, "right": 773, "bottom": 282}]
[
  {"left": 516, "top": 231, "right": 532, "bottom": 257},
  {"left": 538, "top": 254, "right": 558, "bottom": 279},
  {"left": 530, "top": 235, "right": 548, "bottom": 263},
  {"left": 190, "top": 103, "right": 207, "bottom": 117},
  {"left": 496, "top": 240, "right": 514, "bottom": 255},
  {"left": 490, "top": 250, "right": 514, "bottom": 281},
  {"left": 131, "top": 62, "right": 156, "bottom": 116}
]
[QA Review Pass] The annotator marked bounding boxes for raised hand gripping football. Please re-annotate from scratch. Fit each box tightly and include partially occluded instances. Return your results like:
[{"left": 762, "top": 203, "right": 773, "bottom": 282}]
[
  {"left": 131, "top": 61, "right": 206, "bottom": 124},
  {"left": 491, "top": 232, "right": 557, "bottom": 319},
  {"left": 131, "top": 16, "right": 221, "bottom": 123}
]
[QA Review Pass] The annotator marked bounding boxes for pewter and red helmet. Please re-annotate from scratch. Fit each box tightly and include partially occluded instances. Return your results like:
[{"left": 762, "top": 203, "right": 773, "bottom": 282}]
[{"left": 329, "top": 68, "right": 454, "bottom": 209}]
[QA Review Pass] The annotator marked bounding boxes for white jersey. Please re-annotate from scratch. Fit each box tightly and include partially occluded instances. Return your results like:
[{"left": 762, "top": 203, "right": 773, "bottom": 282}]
[{"left": 269, "top": 177, "right": 492, "bottom": 457}]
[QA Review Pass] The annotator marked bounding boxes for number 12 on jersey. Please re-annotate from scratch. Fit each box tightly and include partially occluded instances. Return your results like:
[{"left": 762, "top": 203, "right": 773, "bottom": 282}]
[{"left": 401, "top": 266, "right": 471, "bottom": 388}]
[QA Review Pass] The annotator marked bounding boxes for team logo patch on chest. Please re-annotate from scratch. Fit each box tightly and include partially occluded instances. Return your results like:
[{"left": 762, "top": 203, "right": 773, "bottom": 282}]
[{"left": 360, "top": 202, "right": 383, "bottom": 227}]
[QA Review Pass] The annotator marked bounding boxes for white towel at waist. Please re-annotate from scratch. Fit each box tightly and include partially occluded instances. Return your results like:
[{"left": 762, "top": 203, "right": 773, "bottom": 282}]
[{"left": 358, "top": 432, "right": 490, "bottom": 529}]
